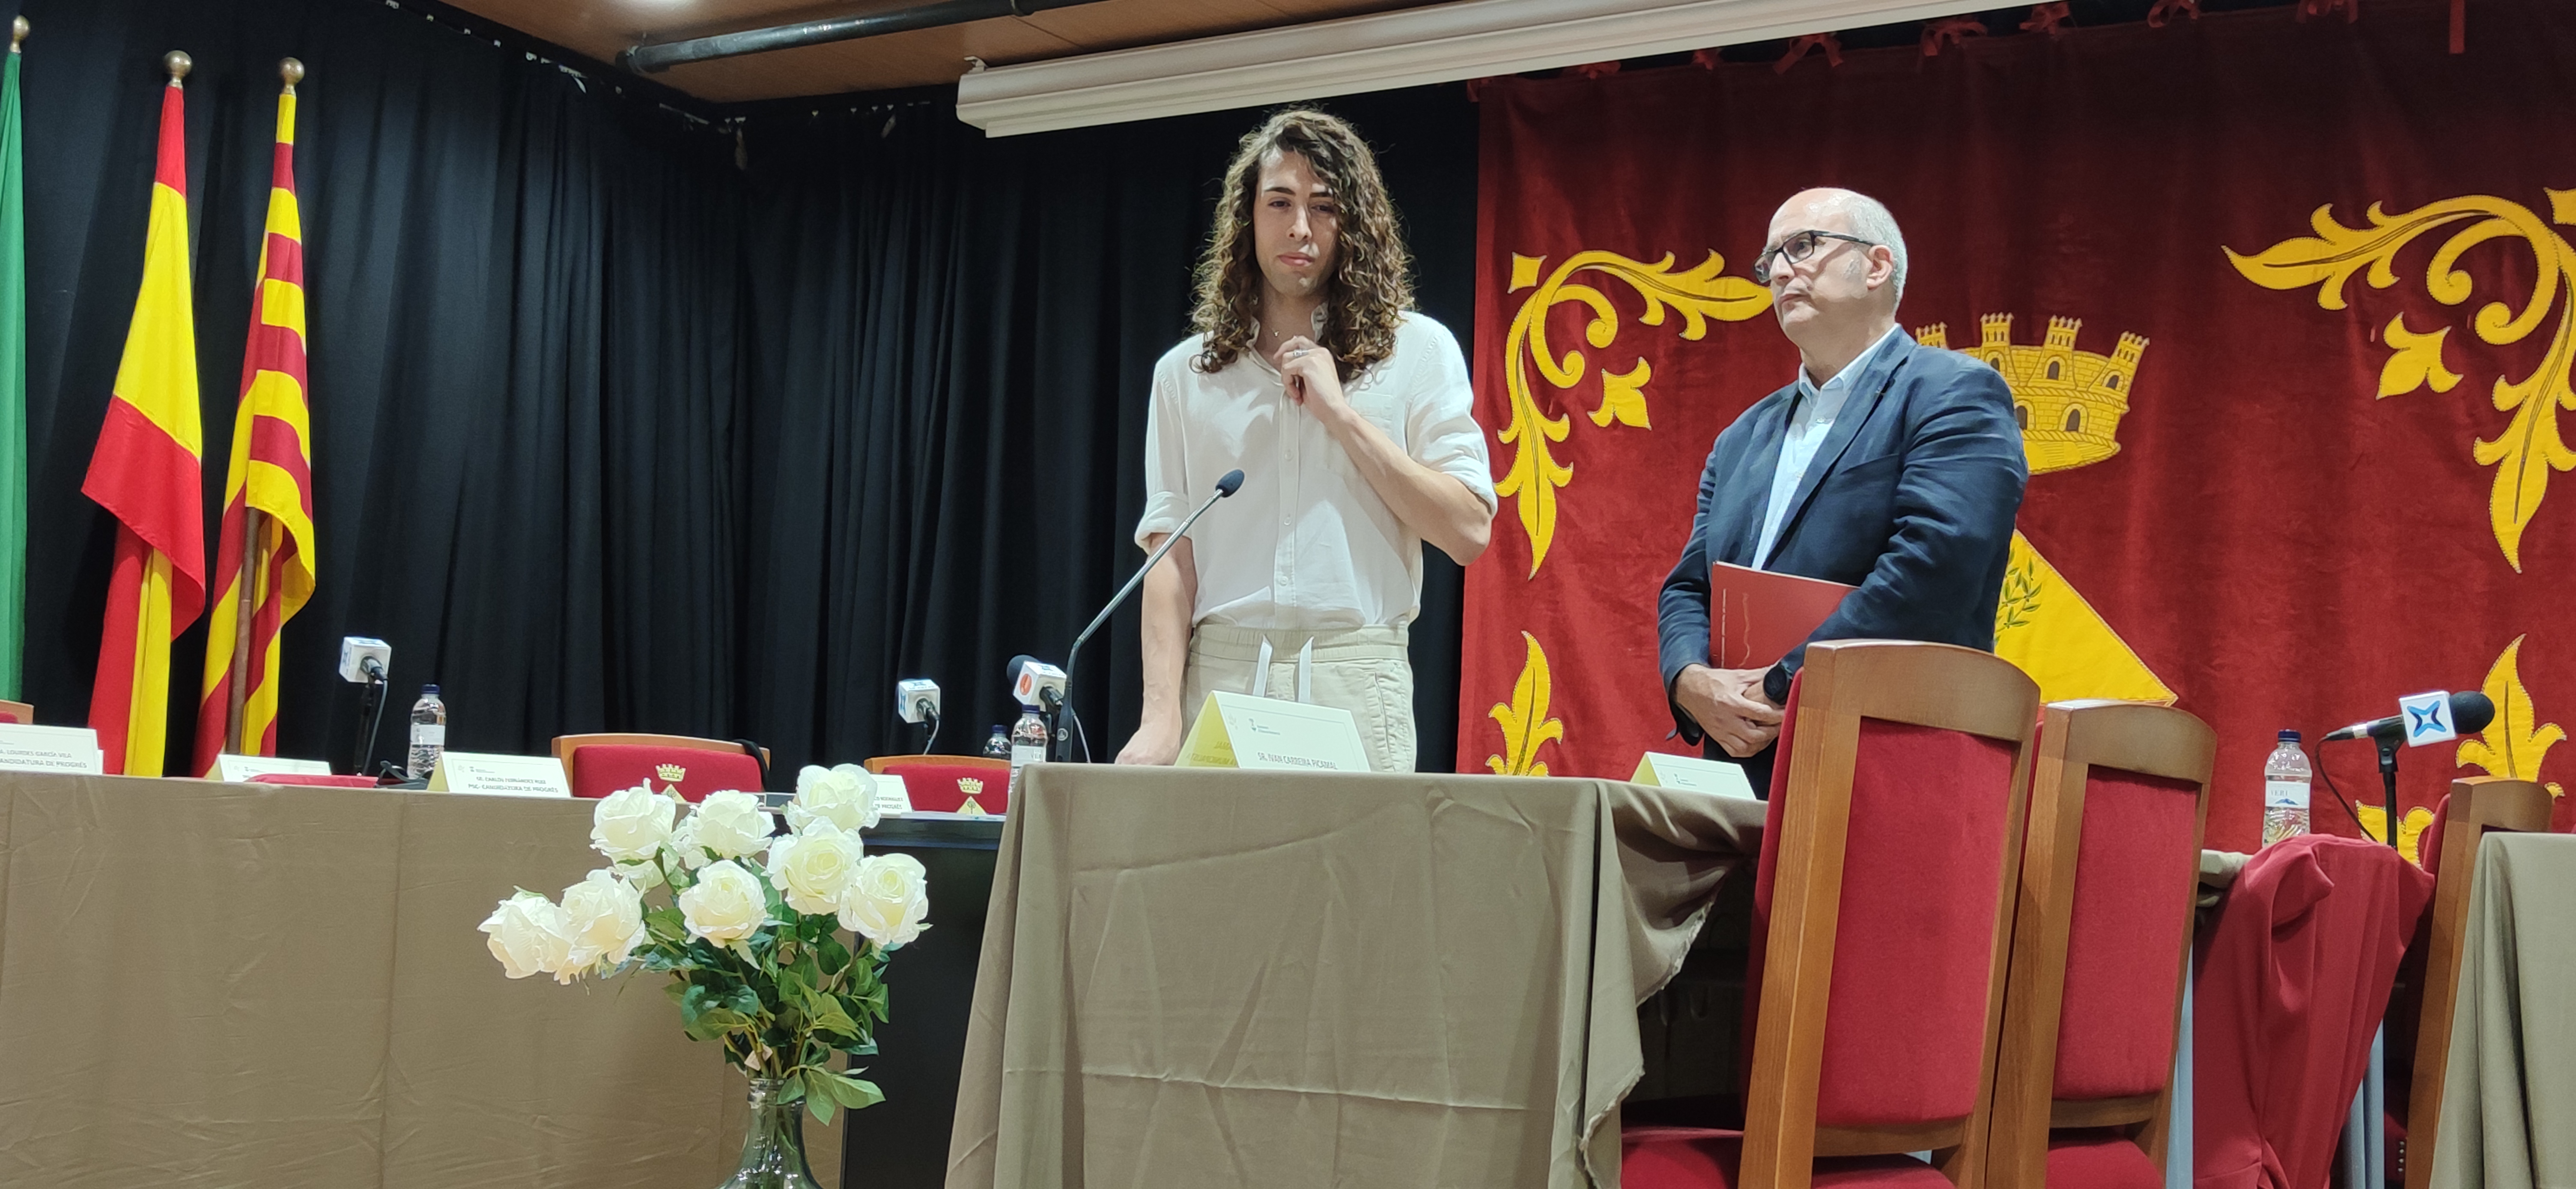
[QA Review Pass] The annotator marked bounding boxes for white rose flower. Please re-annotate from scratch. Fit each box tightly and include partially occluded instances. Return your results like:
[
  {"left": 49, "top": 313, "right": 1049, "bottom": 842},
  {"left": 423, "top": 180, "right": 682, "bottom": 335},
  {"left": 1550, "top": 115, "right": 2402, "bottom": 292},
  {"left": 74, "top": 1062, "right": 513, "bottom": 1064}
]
[
  {"left": 479, "top": 890, "right": 571, "bottom": 980},
  {"left": 590, "top": 782, "right": 679, "bottom": 862},
  {"left": 766, "top": 822, "right": 865, "bottom": 916},
  {"left": 669, "top": 814, "right": 709, "bottom": 869},
  {"left": 615, "top": 857, "right": 666, "bottom": 891},
  {"left": 555, "top": 869, "right": 648, "bottom": 978},
  {"left": 678, "top": 859, "right": 769, "bottom": 944},
  {"left": 691, "top": 790, "right": 776, "bottom": 860},
  {"left": 788, "top": 764, "right": 882, "bottom": 834},
  {"left": 839, "top": 852, "right": 931, "bottom": 949}
]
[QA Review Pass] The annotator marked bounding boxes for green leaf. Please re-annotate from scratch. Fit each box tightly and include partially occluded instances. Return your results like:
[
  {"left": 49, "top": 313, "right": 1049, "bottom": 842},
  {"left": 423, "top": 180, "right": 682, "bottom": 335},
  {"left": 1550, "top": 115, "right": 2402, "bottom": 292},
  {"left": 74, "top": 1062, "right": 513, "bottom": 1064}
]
[
  {"left": 685, "top": 1007, "right": 753, "bottom": 1043},
  {"left": 644, "top": 906, "right": 687, "bottom": 944},
  {"left": 818, "top": 933, "right": 851, "bottom": 977},
  {"left": 800, "top": 1068, "right": 839, "bottom": 1126},
  {"left": 822, "top": 1071, "right": 885, "bottom": 1113}
]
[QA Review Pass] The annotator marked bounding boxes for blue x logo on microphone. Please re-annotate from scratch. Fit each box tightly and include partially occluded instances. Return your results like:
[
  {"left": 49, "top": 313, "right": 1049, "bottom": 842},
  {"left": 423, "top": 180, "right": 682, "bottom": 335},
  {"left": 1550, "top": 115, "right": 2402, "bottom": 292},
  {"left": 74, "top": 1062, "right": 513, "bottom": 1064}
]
[{"left": 2408, "top": 703, "right": 2448, "bottom": 738}]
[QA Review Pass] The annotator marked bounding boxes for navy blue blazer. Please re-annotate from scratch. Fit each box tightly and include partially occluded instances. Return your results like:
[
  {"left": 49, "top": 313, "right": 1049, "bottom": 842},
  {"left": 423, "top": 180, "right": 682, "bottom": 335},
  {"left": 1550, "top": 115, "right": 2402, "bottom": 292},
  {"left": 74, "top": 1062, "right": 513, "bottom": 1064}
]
[{"left": 1656, "top": 333, "right": 2027, "bottom": 771}]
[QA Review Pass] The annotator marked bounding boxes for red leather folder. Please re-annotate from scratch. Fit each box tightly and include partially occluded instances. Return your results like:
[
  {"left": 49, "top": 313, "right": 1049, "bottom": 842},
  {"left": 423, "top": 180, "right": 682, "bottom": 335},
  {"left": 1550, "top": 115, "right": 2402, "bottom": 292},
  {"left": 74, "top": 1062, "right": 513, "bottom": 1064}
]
[{"left": 1709, "top": 562, "right": 1855, "bottom": 670}]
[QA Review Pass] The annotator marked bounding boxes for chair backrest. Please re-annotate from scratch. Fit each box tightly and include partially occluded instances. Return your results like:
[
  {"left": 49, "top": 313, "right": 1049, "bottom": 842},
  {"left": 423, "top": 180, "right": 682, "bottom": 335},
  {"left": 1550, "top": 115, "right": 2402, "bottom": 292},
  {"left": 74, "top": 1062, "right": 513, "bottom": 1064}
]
[
  {"left": 552, "top": 733, "right": 770, "bottom": 802},
  {"left": 1984, "top": 701, "right": 2215, "bottom": 1189},
  {"left": 0, "top": 699, "right": 29, "bottom": 725},
  {"left": 865, "top": 754, "right": 1013, "bottom": 814},
  {"left": 2401, "top": 777, "right": 2552, "bottom": 1189},
  {"left": 1741, "top": 640, "right": 2040, "bottom": 1189}
]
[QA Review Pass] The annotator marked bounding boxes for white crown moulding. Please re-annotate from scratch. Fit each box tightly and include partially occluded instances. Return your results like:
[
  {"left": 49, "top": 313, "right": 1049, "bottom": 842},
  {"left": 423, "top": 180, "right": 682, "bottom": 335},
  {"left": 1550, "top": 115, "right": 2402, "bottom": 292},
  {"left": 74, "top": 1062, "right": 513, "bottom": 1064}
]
[{"left": 955, "top": 0, "right": 1999, "bottom": 137}]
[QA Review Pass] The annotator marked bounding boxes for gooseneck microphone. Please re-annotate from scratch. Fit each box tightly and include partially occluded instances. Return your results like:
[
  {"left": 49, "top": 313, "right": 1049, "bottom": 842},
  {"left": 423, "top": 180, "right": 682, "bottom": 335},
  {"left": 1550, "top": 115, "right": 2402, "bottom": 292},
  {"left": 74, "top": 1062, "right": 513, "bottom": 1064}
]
[
  {"left": 1054, "top": 468, "right": 1246, "bottom": 761},
  {"left": 2321, "top": 691, "right": 2495, "bottom": 744}
]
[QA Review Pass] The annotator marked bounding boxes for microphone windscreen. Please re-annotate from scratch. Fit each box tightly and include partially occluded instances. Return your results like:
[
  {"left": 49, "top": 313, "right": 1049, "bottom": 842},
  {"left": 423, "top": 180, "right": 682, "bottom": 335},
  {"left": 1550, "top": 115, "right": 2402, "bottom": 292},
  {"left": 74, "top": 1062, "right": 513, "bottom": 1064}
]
[
  {"left": 2452, "top": 691, "right": 2497, "bottom": 735},
  {"left": 1216, "top": 469, "right": 1244, "bottom": 497},
  {"left": 1005, "top": 654, "right": 1034, "bottom": 681}
]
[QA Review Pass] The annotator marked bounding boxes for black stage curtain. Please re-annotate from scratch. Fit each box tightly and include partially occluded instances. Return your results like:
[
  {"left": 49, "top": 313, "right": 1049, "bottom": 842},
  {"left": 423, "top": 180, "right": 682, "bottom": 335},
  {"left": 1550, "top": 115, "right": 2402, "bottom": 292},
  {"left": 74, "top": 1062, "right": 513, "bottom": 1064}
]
[{"left": 15, "top": 0, "right": 1478, "bottom": 776}]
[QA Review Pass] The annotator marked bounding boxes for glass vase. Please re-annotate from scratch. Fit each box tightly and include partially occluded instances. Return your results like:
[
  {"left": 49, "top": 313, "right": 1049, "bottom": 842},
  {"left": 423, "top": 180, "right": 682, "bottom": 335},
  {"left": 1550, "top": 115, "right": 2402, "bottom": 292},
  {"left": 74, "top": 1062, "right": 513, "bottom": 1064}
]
[{"left": 720, "top": 1077, "right": 820, "bottom": 1189}]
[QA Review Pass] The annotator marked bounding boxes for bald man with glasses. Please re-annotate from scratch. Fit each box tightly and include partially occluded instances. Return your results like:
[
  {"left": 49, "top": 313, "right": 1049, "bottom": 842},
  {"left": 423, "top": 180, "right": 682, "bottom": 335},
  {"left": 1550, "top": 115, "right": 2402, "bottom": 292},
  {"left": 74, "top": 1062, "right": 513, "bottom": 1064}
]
[{"left": 1656, "top": 188, "right": 2028, "bottom": 792}]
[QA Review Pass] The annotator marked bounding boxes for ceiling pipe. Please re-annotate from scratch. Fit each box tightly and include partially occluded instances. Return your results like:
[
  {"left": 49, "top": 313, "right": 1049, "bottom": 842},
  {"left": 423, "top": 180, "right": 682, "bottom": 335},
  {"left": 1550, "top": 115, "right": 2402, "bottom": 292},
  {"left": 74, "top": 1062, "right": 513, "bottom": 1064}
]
[{"left": 621, "top": 0, "right": 1115, "bottom": 74}]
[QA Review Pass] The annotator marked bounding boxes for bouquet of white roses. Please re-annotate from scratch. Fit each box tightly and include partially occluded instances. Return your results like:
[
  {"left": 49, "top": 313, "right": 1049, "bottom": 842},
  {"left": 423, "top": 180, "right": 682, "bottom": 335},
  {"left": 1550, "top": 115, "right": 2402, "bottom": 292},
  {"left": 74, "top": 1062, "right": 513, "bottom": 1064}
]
[{"left": 479, "top": 764, "right": 929, "bottom": 1123}]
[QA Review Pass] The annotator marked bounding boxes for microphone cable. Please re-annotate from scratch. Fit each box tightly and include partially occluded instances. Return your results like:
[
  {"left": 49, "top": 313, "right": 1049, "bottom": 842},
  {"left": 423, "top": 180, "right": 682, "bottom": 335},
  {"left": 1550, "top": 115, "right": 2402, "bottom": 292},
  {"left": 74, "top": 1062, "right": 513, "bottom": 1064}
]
[{"left": 2305, "top": 735, "right": 2373, "bottom": 838}]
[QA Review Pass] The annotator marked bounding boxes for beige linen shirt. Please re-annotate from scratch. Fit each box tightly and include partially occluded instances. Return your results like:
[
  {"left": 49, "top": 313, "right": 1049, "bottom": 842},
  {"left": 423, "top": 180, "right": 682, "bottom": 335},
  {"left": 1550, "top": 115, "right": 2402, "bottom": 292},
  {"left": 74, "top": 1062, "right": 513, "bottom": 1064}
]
[{"left": 1136, "top": 311, "right": 1495, "bottom": 630}]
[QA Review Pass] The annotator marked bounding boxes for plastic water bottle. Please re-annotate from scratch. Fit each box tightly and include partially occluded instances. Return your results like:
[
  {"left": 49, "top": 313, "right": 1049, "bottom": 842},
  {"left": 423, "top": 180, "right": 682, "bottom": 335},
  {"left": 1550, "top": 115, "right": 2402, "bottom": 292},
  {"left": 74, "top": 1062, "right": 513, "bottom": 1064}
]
[
  {"left": 1009, "top": 707, "right": 1048, "bottom": 787},
  {"left": 2262, "top": 729, "right": 2311, "bottom": 846},
  {"left": 408, "top": 684, "right": 448, "bottom": 780},
  {"left": 982, "top": 725, "right": 1010, "bottom": 759}
]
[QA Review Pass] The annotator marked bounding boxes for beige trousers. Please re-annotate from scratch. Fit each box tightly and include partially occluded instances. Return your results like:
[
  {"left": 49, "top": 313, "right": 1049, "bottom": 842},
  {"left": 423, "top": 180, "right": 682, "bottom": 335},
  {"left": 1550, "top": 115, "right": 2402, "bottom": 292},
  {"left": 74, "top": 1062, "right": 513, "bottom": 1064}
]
[{"left": 1181, "top": 623, "right": 1416, "bottom": 774}]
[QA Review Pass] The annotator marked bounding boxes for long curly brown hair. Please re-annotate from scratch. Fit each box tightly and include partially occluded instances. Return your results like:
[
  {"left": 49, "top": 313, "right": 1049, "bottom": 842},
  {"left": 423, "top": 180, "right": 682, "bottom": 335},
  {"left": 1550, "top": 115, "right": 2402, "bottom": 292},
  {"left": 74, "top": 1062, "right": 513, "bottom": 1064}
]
[{"left": 1190, "top": 109, "right": 1414, "bottom": 382}]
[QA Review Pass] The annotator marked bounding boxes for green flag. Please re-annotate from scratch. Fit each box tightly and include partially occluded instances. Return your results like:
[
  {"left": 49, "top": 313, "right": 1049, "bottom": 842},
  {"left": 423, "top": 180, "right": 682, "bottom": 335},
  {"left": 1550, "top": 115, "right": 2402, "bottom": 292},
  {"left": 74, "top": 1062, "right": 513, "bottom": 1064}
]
[{"left": 0, "top": 37, "right": 23, "bottom": 700}]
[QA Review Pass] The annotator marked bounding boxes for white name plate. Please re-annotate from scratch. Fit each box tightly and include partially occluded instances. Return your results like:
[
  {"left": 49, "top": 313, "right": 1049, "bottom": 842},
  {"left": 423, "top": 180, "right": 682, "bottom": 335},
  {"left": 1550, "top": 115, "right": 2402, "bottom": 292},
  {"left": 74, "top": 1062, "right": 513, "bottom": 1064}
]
[
  {"left": 1631, "top": 752, "right": 1758, "bottom": 800},
  {"left": 871, "top": 774, "right": 914, "bottom": 818},
  {"left": 427, "top": 752, "right": 572, "bottom": 798},
  {"left": 0, "top": 724, "right": 104, "bottom": 775},
  {"left": 215, "top": 753, "right": 334, "bottom": 782},
  {"left": 1176, "top": 691, "right": 1371, "bottom": 773}
]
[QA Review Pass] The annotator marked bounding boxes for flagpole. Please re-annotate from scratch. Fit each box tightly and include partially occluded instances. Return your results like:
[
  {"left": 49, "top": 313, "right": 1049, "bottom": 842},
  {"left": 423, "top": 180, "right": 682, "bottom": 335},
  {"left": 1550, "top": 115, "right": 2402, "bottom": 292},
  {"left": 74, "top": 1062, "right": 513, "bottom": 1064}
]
[{"left": 221, "top": 59, "right": 301, "bottom": 756}]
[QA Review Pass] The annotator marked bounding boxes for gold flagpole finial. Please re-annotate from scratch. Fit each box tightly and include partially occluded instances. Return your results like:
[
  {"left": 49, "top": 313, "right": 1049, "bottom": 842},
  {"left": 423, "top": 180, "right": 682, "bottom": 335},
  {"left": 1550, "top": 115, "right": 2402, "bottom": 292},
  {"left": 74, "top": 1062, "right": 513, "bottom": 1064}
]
[
  {"left": 12, "top": 18, "right": 29, "bottom": 54},
  {"left": 280, "top": 57, "right": 303, "bottom": 92},
  {"left": 164, "top": 50, "right": 191, "bottom": 83}
]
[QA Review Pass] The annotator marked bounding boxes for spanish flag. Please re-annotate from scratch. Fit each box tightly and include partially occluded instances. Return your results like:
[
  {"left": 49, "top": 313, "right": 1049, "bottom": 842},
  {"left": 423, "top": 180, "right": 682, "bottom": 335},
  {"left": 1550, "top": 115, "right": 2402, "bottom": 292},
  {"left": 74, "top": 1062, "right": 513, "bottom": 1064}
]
[
  {"left": 192, "top": 63, "right": 315, "bottom": 774},
  {"left": 83, "top": 58, "right": 203, "bottom": 777}
]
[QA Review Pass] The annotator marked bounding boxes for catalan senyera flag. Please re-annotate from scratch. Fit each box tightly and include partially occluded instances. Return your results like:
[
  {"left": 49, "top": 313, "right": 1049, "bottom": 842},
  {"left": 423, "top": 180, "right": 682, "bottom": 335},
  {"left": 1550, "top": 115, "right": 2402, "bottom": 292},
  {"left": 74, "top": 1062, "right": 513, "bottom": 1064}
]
[
  {"left": 83, "top": 66, "right": 203, "bottom": 777},
  {"left": 192, "top": 71, "right": 316, "bottom": 774}
]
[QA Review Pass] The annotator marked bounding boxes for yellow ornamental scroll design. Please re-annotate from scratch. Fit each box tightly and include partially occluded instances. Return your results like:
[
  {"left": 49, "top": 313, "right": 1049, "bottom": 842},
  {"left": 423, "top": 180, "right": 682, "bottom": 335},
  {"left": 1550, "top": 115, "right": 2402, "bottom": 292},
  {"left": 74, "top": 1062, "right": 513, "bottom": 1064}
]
[
  {"left": 2356, "top": 802, "right": 2437, "bottom": 866},
  {"left": 1499, "top": 251, "right": 1771, "bottom": 575},
  {"left": 2227, "top": 192, "right": 2576, "bottom": 571},
  {"left": 2457, "top": 633, "right": 2567, "bottom": 800},
  {"left": 1486, "top": 631, "right": 1566, "bottom": 777}
]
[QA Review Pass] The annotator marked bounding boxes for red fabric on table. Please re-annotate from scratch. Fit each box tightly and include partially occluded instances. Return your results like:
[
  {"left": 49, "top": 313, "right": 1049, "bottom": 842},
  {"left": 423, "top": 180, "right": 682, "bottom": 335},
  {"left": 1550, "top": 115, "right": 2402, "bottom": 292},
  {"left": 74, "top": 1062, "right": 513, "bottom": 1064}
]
[
  {"left": 253, "top": 773, "right": 380, "bottom": 789},
  {"left": 2044, "top": 1131, "right": 2163, "bottom": 1189},
  {"left": 2054, "top": 766, "right": 2203, "bottom": 1099},
  {"left": 1744, "top": 690, "right": 2019, "bottom": 1126},
  {"left": 568, "top": 745, "right": 763, "bottom": 803},
  {"left": 871, "top": 759, "right": 1010, "bottom": 815},
  {"left": 2417, "top": 792, "right": 2451, "bottom": 876},
  {"left": 2191, "top": 836, "right": 2432, "bottom": 1189},
  {"left": 1621, "top": 1129, "right": 1953, "bottom": 1188}
]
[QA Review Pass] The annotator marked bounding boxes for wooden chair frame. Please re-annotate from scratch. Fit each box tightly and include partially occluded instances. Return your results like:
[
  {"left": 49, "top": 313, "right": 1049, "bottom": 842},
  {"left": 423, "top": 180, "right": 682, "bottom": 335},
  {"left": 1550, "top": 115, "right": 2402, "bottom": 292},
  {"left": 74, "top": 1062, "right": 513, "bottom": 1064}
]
[
  {"left": 2401, "top": 776, "right": 2552, "bottom": 1189},
  {"left": 550, "top": 733, "right": 771, "bottom": 790},
  {"left": 1983, "top": 701, "right": 2217, "bottom": 1189},
  {"left": 862, "top": 755, "right": 1010, "bottom": 777},
  {"left": 1741, "top": 640, "right": 2041, "bottom": 1189},
  {"left": 0, "top": 699, "right": 29, "bottom": 725}
]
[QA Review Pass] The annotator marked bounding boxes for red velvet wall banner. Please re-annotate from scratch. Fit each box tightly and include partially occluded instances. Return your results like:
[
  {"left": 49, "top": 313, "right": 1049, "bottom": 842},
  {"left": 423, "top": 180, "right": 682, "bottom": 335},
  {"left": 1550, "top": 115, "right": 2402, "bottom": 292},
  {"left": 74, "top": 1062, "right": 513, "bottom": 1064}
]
[{"left": 1461, "top": 0, "right": 2576, "bottom": 850}]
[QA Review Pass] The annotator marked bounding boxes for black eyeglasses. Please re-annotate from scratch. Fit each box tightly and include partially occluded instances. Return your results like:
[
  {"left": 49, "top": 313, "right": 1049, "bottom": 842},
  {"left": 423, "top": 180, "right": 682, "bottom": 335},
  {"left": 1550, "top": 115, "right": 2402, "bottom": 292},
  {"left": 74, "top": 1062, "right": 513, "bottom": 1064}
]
[{"left": 1752, "top": 229, "right": 1877, "bottom": 285}]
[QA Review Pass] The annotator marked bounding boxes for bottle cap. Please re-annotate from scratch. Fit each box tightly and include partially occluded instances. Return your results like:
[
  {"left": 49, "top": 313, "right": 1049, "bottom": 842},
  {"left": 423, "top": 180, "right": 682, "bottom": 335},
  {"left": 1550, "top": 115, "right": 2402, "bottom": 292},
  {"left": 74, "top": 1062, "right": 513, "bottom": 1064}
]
[
  {"left": 2278, "top": 728, "right": 2299, "bottom": 743},
  {"left": 423, "top": 684, "right": 440, "bottom": 695}
]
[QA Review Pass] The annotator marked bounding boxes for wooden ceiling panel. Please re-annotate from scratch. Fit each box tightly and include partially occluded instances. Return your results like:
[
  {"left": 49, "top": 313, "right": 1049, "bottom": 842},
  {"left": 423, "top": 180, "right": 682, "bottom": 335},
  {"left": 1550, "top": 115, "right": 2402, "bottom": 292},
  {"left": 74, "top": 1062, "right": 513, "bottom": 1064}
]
[{"left": 443, "top": 0, "right": 1449, "bottom": 103}]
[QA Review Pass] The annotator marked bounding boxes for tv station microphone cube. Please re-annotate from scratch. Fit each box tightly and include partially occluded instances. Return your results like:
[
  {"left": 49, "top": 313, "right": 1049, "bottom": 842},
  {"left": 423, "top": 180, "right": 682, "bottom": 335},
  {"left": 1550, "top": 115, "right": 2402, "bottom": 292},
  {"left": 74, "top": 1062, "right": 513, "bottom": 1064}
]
[{"left": 897, "top": 678, "right": 942, "bottom": 724}]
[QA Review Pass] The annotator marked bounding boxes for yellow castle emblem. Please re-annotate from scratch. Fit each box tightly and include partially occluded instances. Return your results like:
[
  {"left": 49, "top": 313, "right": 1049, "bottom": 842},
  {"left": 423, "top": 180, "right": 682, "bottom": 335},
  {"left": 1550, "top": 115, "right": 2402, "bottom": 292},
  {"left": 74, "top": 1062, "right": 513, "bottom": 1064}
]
[
  {"left": 1918, "top": 314, "right": 2175, "bottom": 706},
  {"left": 956, "top": 777, "right": 989, "bottom": 817},
  {"left": 1918, "top": 314, "right": 2146, "bottom": 475}
]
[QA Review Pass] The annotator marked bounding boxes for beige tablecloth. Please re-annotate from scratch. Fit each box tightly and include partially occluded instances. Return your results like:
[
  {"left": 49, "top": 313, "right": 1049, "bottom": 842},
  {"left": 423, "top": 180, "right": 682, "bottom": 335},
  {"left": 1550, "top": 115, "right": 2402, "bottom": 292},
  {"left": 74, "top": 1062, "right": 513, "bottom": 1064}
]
[
  {"left": 2430, "top": 831, "right": 2576, "bottom": 1189},
  {"left": 944, "top": 766, "right": 1765, "bottom": 1189},
  {"left": 0, "top": 774, "right": 840, "bottom": 1188}
]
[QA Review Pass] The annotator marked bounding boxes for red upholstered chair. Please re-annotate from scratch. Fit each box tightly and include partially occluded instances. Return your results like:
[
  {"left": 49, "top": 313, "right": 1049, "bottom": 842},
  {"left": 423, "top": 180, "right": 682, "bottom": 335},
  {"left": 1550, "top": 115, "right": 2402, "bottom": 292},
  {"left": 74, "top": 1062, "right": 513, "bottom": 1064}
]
[
  {"left": 2191, "top": 834, "right": 2433, "bottom": 1189},
  {"left": 1983, "top": 701, "right": 2215, "bottom": 1189},
  {"left": 2402, "top": 777, "right": 2552, "bottom": 1189},
  {"left": 552, "top": 734, "right": 769, "bottom": 803},
  {"left": 864, "top": 755, "right": 1011, "bottom": 815},
  {"left": 1625, "top": 639, "right": 2040, "bottom": 1189},
  {"left": 0, "top": 699, "right": 30, "bottom": 724}
]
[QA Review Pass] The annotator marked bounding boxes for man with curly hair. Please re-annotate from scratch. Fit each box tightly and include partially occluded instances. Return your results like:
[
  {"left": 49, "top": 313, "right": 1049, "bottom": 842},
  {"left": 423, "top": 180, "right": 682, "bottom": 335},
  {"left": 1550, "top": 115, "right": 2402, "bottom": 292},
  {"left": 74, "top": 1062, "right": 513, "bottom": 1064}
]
[{"left": 1116, "top": 110, "right": 1494, "bottom": 773}]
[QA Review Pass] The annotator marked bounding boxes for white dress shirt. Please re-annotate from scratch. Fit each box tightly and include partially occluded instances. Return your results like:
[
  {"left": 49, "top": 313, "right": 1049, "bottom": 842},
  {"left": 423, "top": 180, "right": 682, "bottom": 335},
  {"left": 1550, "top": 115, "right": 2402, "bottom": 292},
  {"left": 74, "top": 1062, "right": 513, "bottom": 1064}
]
[
  {"left": 1753, "top": 325, "right": 1907, "bottom": 569},
  {"left": 1136, "top": 310, "right": 1496, "bottom": 629}
]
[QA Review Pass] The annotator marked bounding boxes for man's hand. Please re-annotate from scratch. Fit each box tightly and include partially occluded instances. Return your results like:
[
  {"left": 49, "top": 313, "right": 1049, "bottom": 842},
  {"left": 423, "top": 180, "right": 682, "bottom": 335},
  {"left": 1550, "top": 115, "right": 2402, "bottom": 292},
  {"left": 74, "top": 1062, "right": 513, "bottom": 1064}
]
[
  {"left": 1116, "top": 712, "right": 1184, "bottom": 766},
  {"left": 1276, "top": 336, "right": 1352, "bottom": 423},
  {"left": 1672, "top": 663, "right": 1785, "bottom": 758}
]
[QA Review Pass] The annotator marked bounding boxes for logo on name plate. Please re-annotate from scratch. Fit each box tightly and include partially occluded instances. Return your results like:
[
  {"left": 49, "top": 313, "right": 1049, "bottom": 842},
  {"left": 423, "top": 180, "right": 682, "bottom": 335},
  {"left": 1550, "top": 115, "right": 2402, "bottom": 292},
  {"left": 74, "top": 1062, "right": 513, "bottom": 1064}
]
[
  {"left": 956, "top": 777, "right": 989, "bottom": 817},
  {"left": 656, "top": 762, "right": 687, "bottom": 783}
]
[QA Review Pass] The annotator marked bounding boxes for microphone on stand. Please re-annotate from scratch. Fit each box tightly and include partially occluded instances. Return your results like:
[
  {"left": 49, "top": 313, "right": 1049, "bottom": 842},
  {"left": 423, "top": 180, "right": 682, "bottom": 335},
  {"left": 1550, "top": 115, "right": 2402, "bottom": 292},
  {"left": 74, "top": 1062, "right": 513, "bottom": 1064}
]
[
  {"left": 1052, "top": 468, "right": 1245, "bottom": 762},
  {"left": 2320, "top": 690, "right": 2494, "bottom": 744}
]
